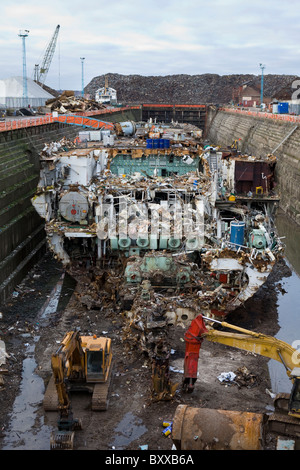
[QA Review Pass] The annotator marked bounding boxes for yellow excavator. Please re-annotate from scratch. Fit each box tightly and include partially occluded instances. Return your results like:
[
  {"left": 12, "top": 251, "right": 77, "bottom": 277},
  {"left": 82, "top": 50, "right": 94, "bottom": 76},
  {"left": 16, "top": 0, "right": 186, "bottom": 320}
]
[
  {"left": 183, "top": 314, "right": 300, "bottom": 437},
  {"left": 43, "top": 330, "right": 113, "bottom": 450}
]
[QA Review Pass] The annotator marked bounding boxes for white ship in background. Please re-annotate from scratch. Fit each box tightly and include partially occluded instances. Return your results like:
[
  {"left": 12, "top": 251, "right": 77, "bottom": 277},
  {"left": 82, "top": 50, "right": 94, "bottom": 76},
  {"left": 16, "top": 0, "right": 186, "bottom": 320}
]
[{"left": 95, "top": 75, "right": 117, "bottom": 105}]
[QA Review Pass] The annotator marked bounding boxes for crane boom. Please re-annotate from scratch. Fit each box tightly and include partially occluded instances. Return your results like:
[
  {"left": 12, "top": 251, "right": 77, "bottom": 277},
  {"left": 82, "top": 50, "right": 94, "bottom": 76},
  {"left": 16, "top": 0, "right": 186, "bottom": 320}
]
[{"left": 35, "top": 25, "right": 60, "bottom": 86}]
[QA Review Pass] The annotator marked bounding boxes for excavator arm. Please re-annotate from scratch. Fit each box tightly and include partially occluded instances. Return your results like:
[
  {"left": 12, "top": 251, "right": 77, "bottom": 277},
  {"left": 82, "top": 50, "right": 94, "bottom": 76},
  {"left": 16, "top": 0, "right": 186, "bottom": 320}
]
[
  {"left": 183, "top": 315, "right": 300, "bottom": 403},
  {"left": 182, "top": 314, "right": 300, "bottom": 437},
  {"left": 204, "top": 320, "right": 299, "bottom": 377},
  {"left": 203, "top": 316, "right": 300, "bottom": 422},
  {"left": 51, "top": 354, "right": 71, "bottom": 412},
  {"left": 49, "top": 331, "right": 84, "bottom": 449},
  {"left": 184, "top": 314, "right": 300, "bottom": 378},
  {"left": 54, "top": 330, "right": 86, "bottom": 379},
  {"left": 51, "top": 330, "right": 86, "bottom": 411}
]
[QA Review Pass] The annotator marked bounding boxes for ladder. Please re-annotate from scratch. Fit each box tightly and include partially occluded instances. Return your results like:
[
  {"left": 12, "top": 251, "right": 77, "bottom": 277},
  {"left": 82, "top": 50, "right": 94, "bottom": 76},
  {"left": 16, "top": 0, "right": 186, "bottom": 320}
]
[{"left": 272, "top": 125, "right": 298, "bottom": 153}]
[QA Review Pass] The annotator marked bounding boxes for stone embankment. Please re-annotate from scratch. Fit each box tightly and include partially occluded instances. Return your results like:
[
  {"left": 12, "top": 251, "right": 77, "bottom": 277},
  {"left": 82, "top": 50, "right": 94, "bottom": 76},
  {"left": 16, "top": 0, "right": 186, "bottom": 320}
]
[{"left": 206, "top": 108, "right": 300, "bottom": 224}]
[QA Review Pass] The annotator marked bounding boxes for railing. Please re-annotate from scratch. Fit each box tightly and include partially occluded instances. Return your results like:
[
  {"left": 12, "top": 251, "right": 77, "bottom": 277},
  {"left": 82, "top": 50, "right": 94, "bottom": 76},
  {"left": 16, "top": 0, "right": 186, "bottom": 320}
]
[
  {"left": 52, "top": 115, "right": 115, "bottom": 129},
  {"left": 0, "top": 114, "right": 54, "bottom": 131},
  {"left": 142, "top": 104, "right": 206, "bottom": 108},
  {"left": 0, "top": 106, "right": 141, "bottom": 133},
  {"left": 221, "top": 107, "right": 300, "bottom": 123}
]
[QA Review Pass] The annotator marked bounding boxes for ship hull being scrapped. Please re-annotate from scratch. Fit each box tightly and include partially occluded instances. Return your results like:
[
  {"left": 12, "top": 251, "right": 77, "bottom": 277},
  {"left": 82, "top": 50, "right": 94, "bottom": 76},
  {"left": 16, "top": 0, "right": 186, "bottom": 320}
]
[{"left": 32, "top": 122, "right": 284, "bottom": 324}]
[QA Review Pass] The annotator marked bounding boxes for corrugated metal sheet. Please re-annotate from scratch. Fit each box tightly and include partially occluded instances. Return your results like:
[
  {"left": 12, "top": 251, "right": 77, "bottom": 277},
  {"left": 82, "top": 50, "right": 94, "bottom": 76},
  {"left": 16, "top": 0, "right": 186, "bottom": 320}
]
[
  {"left": 0, "top": 76, "right": 54, "bottom": 109},
  {"left": 1, "top": 97, "right": 51, "bottom": 108},
  {"left": 289, "top": 103, "right": 300, "bottom": 115},
  {"left": 235, "top": 160, "right": 275, "bottom": 194}
]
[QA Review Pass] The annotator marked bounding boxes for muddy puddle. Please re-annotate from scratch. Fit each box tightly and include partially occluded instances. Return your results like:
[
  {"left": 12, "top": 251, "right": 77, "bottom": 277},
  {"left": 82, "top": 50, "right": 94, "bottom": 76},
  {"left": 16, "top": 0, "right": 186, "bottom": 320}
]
[
  {"left": 110, "top": 412, "right": 148, "bottom": 450},
  {"left": 2, "top": 337, "right": 51, "bottom": 450},
  {"left": 2, "top": 271, "right": 75, "bottom": 450}
]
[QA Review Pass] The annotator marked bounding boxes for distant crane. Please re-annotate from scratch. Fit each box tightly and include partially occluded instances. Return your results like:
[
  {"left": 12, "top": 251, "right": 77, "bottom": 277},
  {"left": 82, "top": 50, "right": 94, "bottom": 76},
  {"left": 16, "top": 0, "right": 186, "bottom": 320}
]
[{"left": 34, "top": 25, "right": 60, "bottom": 87}]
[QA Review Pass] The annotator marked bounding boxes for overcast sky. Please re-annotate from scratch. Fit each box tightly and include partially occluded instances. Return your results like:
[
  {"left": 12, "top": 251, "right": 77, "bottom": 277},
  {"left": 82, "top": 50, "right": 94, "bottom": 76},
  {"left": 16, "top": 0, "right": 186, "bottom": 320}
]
[{"left": 2, "top": 0, "right": 299, "bottom": 91}]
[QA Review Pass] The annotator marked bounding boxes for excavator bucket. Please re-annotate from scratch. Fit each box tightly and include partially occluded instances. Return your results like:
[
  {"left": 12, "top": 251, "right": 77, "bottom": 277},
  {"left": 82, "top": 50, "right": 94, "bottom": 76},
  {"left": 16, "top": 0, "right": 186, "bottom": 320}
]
[{"left": 50, "top": 430, "right": 75, "bottom": 450}]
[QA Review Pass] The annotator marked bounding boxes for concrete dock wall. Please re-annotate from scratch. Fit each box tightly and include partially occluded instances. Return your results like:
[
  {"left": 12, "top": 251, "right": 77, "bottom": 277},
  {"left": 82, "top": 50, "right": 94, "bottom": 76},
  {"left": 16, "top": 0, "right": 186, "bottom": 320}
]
[
  {"left": 0, "top": 122, "right": 81, "bottom": 303},
  {"left": 206, "top": 109, "right": 300, "bottom": 225}
]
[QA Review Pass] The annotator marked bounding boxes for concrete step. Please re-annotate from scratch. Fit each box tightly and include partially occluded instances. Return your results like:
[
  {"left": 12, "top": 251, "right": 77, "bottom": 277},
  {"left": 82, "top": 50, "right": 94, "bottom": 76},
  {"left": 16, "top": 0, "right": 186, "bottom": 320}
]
[
  {"left": 0, "top": 174, "right": 39, "bottom": 211},
  {"left": 0, "top": 205, "right": 43, "bottom": 262},
  {"left": 0, "top": 189, "right": 36, "bottom": 226},
  {"left": 0, "top": 154, "right": 29, "bottom": 172},
  {"left": 0, "top": 161, "right": 36, "bottom": 192},
  {"left": 0, "top": 223, "right": 45, "bottom": 285},
  {"left": 0, "top": 156, "right": 33, "bottom": 178},
  {"left": 0, "top": 237, "right": 46, "bottom": 304},
  {"left": 0, "top": 141, "right": 27, "bottom": 154},
  {"left": 0, "top": 147, "right": 27, "bottom": 159}
]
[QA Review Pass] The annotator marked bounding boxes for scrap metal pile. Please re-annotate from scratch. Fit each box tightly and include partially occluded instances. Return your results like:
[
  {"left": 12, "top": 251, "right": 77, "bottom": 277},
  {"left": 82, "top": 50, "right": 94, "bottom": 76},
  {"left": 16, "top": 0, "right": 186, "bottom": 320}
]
[
  {"left": 31, "top": 119, "right": 284, "bottom": 400},
  {"left": 44, "top": 90, "right": 107, "bottom": 114}
]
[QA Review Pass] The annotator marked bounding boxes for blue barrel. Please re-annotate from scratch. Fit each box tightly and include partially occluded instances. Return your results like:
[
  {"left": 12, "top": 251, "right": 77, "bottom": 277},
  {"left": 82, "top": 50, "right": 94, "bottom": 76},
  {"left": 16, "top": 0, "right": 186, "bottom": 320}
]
[
  {"left": 159, "top": 138, "right": 165, "bottom": 148},
  {"left": 164, "top": 139, "right": 170, "bottom": 148},
  {"left": 146, "top": 139, "right": 153, "bottom": 148},
  {"left": 153, "top": 139, "right": 159, "bottom": 148},
  {"left": 230, "top": 221, "right": 245, "bottom": 247}
]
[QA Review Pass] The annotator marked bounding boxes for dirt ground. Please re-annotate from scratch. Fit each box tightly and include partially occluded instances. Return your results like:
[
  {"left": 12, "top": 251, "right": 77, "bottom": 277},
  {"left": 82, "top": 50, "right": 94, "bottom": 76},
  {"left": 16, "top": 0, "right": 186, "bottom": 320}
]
[{"left": 0, "top": 251, "right": 292, "bottom": 452}]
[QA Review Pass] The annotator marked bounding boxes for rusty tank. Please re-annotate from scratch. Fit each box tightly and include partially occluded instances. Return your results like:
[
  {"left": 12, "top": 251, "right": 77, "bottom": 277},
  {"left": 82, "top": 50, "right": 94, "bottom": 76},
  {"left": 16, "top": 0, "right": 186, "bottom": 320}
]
[{"left": 172, "top": 404, "right": 266, "bottom": 450}]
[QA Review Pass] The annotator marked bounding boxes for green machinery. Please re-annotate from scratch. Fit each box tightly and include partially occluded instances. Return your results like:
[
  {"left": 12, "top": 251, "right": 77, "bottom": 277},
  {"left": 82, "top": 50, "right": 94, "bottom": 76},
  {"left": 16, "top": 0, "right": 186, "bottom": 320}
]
[
  {"left": 124, "top": 254, "right": 191, "bottom": 286},
  {"left": 110, "top": 153, "right": 199, "bottom": 177}
]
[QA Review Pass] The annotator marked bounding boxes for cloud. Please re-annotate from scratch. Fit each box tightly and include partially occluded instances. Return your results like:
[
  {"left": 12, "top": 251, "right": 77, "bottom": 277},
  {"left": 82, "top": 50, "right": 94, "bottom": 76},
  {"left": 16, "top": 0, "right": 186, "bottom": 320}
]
[{"left": 0, "top": 0, "right": 299, "bottom": 91}]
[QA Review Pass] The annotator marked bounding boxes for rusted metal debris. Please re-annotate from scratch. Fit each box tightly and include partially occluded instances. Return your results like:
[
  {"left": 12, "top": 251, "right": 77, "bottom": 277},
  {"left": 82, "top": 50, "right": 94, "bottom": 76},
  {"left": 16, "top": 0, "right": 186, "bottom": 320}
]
[
  {"left": 31, "top": 120, "right": 284, "bottom": 401},
  {"left": 45, "top": 90, "right": 107, "bottom": 114}
]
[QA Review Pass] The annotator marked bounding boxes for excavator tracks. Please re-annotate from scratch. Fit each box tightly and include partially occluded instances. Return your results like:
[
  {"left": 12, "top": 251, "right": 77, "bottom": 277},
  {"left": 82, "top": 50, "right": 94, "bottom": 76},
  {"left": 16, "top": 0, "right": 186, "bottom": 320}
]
[
  {"left": 267, "top": 393, "right": 300, "bottom": 437},
  {"left": 92, "top": 368, "right": 113, "bottom": 411},
  {"left": 44, "top": 369, "right": 113, "bottom": 411},
  {"left": 274, "top": 393, "right": 290, "bottom": 412},
  {"left": 268, "top": 412, "right": 300, "bottom": 437},
  {"left": 43, "top": 375, "right": 59, "bottom": 411}
]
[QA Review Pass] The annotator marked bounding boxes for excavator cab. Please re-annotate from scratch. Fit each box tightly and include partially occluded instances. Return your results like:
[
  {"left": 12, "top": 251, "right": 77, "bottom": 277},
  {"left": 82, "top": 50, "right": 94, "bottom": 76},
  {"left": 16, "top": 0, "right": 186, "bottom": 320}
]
[
  {"left": 81, "top": 336, "right": 112, "bottom": 383},
  {"left": 87, "top": 350, "right": 103, "bottom": 374}
]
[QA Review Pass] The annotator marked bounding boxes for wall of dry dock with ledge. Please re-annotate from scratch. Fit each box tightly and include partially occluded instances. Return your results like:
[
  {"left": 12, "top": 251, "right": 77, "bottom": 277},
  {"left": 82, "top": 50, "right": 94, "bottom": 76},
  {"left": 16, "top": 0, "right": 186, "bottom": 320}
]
[
  {"left": 0, "top": 121, "right": 82, "bottom": 304},
  {"left": 206, "top": 108, "right": 300, "bottom": 225}
]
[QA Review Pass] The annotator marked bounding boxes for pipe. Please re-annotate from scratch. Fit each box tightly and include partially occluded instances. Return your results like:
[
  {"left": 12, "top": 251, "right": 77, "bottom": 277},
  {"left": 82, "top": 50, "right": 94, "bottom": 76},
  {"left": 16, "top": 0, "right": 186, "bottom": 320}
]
[{"left": 172, "top": 405, "right": 265, "bottom": 450}]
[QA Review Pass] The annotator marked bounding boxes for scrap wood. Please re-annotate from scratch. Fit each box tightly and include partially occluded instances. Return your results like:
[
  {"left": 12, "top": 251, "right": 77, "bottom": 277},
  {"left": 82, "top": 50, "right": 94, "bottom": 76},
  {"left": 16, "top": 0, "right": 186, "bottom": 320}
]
[{"left": 45, "top": 90, "right": 107, "bottom": 114}]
